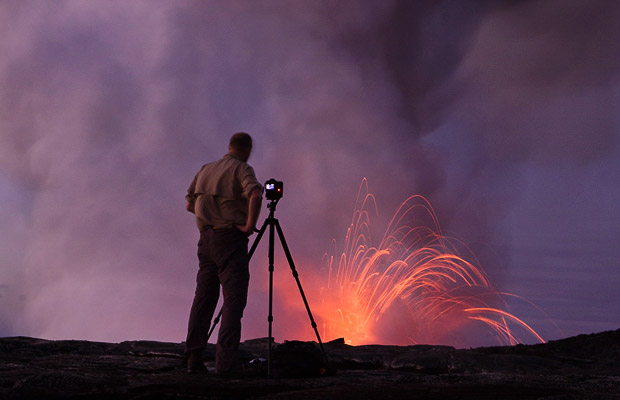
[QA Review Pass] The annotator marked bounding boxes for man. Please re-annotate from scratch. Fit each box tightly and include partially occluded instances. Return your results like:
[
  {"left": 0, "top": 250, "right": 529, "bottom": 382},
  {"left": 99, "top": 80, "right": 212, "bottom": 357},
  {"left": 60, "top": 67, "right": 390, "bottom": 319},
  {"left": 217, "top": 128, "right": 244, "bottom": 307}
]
[{"left": 184, "top": 132, "right": 263, "bottom": 375}]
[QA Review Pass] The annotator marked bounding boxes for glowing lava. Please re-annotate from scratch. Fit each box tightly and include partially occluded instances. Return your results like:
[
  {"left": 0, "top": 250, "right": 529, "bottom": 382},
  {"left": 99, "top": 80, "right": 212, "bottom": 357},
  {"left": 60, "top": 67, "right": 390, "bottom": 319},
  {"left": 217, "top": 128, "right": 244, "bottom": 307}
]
[{"left": 317, "top": 180, "right": 544, "bottom": 347}]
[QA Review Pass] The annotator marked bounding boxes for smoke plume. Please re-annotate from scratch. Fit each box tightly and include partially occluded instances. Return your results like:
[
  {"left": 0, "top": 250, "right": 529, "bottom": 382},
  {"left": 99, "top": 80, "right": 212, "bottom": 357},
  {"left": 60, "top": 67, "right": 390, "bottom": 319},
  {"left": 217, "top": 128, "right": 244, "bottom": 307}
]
[{"left": 1, "top": 0, "right": 618, "bottom": 344}]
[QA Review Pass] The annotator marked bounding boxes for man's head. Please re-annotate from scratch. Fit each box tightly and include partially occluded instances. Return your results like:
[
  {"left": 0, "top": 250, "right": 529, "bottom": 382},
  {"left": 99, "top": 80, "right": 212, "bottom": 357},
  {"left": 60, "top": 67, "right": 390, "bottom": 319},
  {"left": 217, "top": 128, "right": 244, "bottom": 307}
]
[{"left": 228, "top": 132, "right": 253, "bottom": 162}]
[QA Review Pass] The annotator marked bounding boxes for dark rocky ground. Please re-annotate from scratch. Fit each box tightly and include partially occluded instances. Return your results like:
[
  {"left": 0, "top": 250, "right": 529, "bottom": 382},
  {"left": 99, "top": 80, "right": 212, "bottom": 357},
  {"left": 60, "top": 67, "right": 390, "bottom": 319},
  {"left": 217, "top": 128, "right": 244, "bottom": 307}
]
[{"left": 1, "top": 329, "right": 619, "bottom": 399}]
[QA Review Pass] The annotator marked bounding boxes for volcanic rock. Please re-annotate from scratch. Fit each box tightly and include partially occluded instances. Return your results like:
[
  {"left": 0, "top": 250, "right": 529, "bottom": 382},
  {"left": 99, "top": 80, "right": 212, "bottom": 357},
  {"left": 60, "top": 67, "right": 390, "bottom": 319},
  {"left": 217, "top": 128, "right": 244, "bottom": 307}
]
[{"left": 1, "top": 330, "right": 619, "bottom": 399}]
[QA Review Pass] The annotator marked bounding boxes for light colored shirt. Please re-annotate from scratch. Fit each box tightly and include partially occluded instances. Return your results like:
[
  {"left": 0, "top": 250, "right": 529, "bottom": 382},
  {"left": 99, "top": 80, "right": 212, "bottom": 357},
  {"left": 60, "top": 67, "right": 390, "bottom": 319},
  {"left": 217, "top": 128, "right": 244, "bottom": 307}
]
[{"left": 187, "top": 153, "right": 263, "bottom": 231}]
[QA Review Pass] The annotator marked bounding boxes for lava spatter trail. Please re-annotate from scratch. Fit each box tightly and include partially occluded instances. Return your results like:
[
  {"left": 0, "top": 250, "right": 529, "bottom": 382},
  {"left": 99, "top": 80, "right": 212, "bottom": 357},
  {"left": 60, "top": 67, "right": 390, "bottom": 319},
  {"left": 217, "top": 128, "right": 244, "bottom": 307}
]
[{"left": 318, "top": 180, "right": 544, "bottom": 347}]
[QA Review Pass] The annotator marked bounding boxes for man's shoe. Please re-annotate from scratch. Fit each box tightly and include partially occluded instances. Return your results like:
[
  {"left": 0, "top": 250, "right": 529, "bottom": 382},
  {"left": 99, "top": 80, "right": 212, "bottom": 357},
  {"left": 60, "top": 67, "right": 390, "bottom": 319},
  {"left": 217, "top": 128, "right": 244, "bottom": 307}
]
[{"left": 187, "top": 351, "right": 208, "bottom": 374}]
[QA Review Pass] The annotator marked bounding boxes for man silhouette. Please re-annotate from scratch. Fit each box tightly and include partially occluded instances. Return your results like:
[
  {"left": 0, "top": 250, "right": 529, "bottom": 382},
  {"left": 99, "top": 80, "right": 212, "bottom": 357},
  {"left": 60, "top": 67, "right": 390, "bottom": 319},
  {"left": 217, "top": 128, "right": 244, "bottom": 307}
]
[{"left": 184, "top": 132, "right": 263, "bottom": 374}]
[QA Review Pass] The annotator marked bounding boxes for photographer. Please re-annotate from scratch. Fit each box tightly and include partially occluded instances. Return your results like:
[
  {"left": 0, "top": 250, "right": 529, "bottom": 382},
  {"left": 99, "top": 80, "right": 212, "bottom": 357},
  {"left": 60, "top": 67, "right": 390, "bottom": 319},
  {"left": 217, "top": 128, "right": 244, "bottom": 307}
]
[{"left": 184, "top": 132, "right": 263, "bottom": 375}]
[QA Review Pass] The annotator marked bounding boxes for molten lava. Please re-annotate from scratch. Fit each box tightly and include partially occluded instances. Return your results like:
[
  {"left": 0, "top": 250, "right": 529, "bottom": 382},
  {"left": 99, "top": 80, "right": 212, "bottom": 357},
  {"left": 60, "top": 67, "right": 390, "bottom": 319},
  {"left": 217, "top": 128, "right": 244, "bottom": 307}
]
[{"left": 316, "top": 180, "right": 544, "bottom": 347}]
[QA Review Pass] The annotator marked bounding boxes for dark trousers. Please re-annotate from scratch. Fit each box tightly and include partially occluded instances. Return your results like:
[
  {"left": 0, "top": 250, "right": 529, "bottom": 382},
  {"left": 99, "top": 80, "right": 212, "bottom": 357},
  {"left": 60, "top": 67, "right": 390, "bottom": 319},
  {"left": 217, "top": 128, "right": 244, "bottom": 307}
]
[{"left": 185, "top": 228, "right": 250, "bottom": 373}]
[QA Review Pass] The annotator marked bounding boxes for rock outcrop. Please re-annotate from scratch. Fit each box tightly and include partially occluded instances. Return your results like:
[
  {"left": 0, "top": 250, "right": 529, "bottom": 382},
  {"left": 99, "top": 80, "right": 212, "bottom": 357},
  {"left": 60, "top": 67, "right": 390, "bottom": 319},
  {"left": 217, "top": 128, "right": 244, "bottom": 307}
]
[{"left": 1, "top": 329, "right": 619, "bottom": 399}]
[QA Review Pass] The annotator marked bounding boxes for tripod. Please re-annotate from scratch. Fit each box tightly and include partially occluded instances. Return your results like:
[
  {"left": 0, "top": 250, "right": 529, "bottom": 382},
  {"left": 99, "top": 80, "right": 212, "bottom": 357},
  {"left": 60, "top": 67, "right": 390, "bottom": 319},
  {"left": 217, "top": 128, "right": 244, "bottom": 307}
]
[{"left": 206, "top": 198, "right": 329, "bottom": 378}]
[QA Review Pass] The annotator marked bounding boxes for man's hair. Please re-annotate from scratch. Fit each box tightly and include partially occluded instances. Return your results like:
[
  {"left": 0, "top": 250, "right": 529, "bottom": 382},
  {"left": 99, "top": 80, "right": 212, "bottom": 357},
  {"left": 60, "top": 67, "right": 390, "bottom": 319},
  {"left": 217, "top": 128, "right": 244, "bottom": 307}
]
[{"left": 229, "top": 132, "right": 253, "bottom": 150}]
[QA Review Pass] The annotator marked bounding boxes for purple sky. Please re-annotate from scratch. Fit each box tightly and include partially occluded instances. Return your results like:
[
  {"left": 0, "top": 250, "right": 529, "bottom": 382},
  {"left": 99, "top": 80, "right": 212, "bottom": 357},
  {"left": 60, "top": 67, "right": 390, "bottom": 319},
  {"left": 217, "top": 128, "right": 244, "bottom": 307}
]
[{"left": 1, "top": 0, "right": 619, "bottom": 346}]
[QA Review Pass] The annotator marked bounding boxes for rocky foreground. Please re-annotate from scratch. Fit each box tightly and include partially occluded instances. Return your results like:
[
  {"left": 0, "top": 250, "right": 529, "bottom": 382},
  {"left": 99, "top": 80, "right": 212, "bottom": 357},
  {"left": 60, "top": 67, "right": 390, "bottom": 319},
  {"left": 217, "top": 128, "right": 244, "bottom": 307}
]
[{"left": 1, "top": 329, "right": 620, "bottom": 399}]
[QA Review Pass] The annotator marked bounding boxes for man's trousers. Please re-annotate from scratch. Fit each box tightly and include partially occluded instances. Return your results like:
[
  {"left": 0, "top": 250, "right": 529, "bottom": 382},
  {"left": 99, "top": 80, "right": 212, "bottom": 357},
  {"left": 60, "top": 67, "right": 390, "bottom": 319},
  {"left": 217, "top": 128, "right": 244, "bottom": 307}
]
[{"left": 185, "top": 227, "right": 250, "bottom": 373}]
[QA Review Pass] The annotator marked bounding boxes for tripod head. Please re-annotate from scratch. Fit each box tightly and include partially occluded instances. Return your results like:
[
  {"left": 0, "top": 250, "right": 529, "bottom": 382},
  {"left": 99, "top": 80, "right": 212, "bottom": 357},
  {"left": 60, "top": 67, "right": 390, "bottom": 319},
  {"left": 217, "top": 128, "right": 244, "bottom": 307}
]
[{"left": 267, "top": 198, "right": 280, "bottom": 213}]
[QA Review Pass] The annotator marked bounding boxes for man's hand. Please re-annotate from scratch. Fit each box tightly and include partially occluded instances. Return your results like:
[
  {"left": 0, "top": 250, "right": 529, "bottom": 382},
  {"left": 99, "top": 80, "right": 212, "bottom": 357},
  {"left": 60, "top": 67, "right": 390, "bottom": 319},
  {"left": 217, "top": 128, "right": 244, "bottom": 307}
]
[
  {"left": 236, "top": 188, "right": 263, "bottom": 235},
  {"left": 235, "top": 224, "right": 256, "bottom": 236}
]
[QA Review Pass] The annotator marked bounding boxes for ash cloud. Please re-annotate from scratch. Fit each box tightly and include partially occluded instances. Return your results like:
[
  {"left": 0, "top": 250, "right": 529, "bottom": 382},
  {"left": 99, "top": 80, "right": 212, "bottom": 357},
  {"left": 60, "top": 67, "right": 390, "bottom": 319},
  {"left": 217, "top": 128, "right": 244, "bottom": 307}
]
[{"left": 0, "top": 0, "right": 618, "bottom": 343}]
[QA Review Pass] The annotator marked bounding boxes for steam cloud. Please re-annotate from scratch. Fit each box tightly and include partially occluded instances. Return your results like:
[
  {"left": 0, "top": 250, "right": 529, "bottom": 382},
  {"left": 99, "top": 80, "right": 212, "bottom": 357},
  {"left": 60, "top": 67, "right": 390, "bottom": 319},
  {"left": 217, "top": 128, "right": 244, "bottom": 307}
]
[{"left": 1, "top": 0, "right": 619, "bottom": 344}]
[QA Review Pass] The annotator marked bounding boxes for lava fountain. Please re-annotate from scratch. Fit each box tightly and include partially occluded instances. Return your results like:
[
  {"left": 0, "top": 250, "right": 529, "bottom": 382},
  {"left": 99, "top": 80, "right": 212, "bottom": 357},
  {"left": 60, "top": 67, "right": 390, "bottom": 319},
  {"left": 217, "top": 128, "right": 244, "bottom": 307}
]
[{"left": 316, "top": 180, "right": 544, "bottom": 347}]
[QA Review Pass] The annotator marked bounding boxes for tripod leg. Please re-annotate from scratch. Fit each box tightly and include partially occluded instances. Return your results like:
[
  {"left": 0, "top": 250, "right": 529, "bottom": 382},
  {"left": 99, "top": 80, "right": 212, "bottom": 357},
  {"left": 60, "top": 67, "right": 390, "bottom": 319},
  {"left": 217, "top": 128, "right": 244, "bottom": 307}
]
[
  {"left": 267, "top": 217, "right": 275, "bottom": 378},
  {"left": 274, "top": 219, "right": 330, "bottom": 368},
  {"left": 249, "top": 220, "right": 268, "bottom": 259},
  {"left": 206, "top": 308, "right": 221, "bottom": 342}
]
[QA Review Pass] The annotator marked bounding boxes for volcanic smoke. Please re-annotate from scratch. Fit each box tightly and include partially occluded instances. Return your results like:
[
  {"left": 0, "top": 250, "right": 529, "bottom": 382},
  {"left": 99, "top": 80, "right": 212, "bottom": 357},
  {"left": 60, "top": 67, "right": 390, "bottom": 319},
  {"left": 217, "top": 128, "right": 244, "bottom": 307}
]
[{"left": 315, "top": 180, "right": 544, "bottom": 347}]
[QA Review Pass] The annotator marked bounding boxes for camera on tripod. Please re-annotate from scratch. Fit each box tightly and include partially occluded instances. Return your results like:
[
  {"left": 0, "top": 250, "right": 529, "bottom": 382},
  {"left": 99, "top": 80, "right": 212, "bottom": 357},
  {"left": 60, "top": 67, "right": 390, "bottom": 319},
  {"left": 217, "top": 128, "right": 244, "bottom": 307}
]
[{"left": 265, "top": 178, "right": 283, "bottom": 201}]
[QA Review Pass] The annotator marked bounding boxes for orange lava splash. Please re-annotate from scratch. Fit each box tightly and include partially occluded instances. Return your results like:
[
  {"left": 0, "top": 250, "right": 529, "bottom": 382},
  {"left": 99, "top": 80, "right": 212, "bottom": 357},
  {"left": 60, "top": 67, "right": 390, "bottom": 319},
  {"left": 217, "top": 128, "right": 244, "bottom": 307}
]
[{"left": 317, "top": 180, "right": 544, "bottom": 347}]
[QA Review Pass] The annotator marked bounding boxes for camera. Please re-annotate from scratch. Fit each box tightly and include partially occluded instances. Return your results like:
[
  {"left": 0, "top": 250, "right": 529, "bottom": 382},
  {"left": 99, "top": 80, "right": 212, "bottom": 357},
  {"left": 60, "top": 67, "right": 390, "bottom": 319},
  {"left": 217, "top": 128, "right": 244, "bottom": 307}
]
[{"left": 265, "top": 178, "right": 283, "bottom": 201}]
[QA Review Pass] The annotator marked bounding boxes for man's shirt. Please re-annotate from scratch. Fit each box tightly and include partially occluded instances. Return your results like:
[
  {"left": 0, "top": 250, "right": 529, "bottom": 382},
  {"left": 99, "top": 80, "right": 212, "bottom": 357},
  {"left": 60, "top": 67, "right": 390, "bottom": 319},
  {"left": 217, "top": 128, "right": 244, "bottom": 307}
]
[{"left": 187, "top": 153, "right": 263, "bottom": 231}]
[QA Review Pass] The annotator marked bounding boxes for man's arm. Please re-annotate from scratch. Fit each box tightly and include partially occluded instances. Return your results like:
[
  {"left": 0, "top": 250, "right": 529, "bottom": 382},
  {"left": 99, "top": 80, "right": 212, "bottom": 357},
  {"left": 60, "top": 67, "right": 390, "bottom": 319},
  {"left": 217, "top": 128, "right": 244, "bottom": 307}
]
[
  {"left": 186, "top": 196, "right": 195, "bottom": 213},
  {"left": 236, "top": 187, "right": 262, "bottom": 234},
  {"left": 186, "top": 173, "right": 198, "bottom": 214}
]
